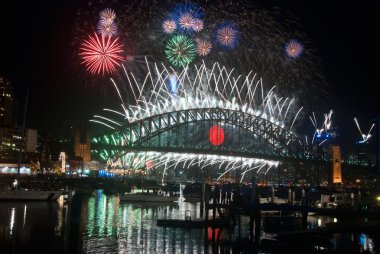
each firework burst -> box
[196,39,212,56]
[307,110,334,148]
[73,0,328,111]
[79,32,124,75]
[285,39,304,58]
[178,13,194,31]
[165,35,196,67]
[162,19,177,34]
[97,21,118,37]
[215,22,240,49]
[192,18,204,32]
[172,2,204,34]
[94,60,302,133]
[99,8,116,25]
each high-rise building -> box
[0,76,22,162]
[0,127,22,162]
[0,76,16,127]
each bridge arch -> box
[92,108,309,162]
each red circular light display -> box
[209,125,225,146]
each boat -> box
[119,191,178,202]
[0,189,64,201]
[0,178,64,201]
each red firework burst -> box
[79,32,124,75]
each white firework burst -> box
[354,117,375,143]
[162,19,177,34]
[102,59,302,129]
[99,8,116,25]
[116,151,279,185]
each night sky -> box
[0,0,378,153]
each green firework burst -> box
[165,35,196,67]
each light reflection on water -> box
[78,190,205,253]
[0,190,378,254]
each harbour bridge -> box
[88,62,365,183]
[92,107,317,163]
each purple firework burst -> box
[215,22,239,49]
[285,39,304,58]
[97,21,118,37]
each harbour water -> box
[0,190,377,253]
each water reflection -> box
[0,201,64,253]
[0,190,378,253]
[360,233,374,253]
[80,190,204,253]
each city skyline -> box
[0,0,378,153]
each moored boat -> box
[119,192,178,202]
[0,189,64,201]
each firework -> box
[285,39,304,58]
[94,60,302,132]
[203,1,328,108]
[354,117,375,143]
[169,73,178,95]
[308,110,334,146]
[196,39,212,56]
[147,152,278,184]
[73,1,328,108]
[165,35,196,67]
[97,21,117,37]
[91,61,307,181]
[162,19,177,34]
[178,13,194,31]
[79,32,124,75]
[73,0,332,109]
[99,8,116,25]
[192,19,204,32]
[171,2,204,34]
[145,160,155,170]
[215,22,240,49]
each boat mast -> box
[17,88,29,176]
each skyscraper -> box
[0,76,16,127]
[0,77,22,162]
